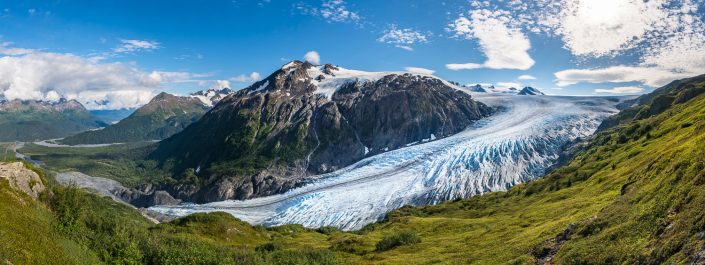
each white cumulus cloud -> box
[518,74,536,80]
[231,72,261,83]
[210,80,231,90]
[304,51,320,64]
[0,43,198,110]
[447,9,535,71]
[463,0,705,89]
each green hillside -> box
[61,93,208,145]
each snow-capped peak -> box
[191,87,234,107]
[305,64,394,99]
[518,86,545,96]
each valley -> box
[148,93,619,230]
[4,1,705,264]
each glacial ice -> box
[149,94,619,230]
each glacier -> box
[148,93,619,230]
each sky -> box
[1,0,705,109]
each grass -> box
[0,143,17,162]
[17,142,170,188]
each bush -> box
[375,230,421,251]
[256,242,284,252]
[330,235,368,254]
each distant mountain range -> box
[89,109,136,124]
[148,61,492,202]
[0,99,104,142]
[460,83,544,95]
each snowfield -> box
[149,93,620,230]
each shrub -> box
[375,230,421,251]
[330,235,368,254]
[256,242,284,252]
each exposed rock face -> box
[0,162,45,200]
[467,84,487,92]
[54,171,182,208]
[149,61,492,203]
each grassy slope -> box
[18,142,169,188]
[6,94,705,264]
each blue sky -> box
[1,0,705,109]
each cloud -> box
[304,51,320,64]
[466,0,705,89]
[550,0,673,57]
[295,0,360,24]
[404,67,435,75]
[446,63,482,70]
[0,43,199,110]
[495,82,521,90]
[594,86,644,94]
[378,25,428,51]
[0,42,35,55]
[447,9,535,70]
[320,0,360,22]
[554,66,694,88]
[518,74,536,80]
[231,72,261,83]
[113,39,160,53]
[210,80,231,90]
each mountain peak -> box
[468,84,487,93]
[191,87,234,107]
[518,86,545,95]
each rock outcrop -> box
[0,162,45,200]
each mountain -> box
[0,99,103,142]
[148,61,491,202]
[517,86,545,95]
[7,75,705,265]
[467,84,488,92]
[598,73,705,131]
[61,92,209,145]
[190,87,234,107]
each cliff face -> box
[149,61,491,202]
